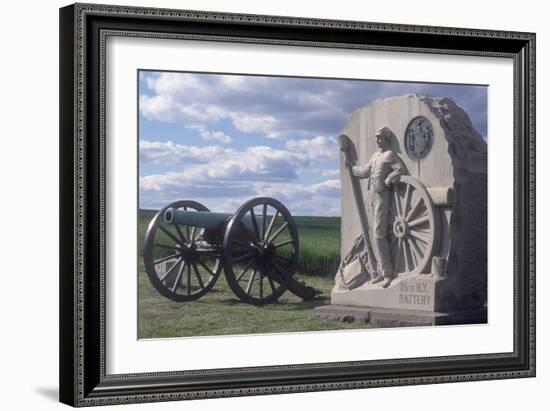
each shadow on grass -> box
[279,298,330,311]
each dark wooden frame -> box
[59,2,535,407]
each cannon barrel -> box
[164,208,263,232]
[164,209,231,230]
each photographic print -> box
[137,71,488,338]
[60,4,535,405]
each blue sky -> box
[138,71,487,216]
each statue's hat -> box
[374,127,392,140]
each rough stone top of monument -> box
[343,94,487,192]
[350,93,487,173]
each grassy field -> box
[138,209,373,338]
[138,266,372,338]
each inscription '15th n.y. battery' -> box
[399,281,432,305]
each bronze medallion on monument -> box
[405,116,434,160]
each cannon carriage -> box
[143,197,318,305]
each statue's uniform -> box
[353,150,405,279]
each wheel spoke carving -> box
[403,184,411,217]
[403,240,411,272]
[411,237,427,255]
[409,215,429,227]
[410,230,430,244]
[394,188,403,218]
[409,237,424,262]
[406,197,423,221]
[408,239,419,266]
[389,175,439,276]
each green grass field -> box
[138,209,373,338]
[138,268,373,338]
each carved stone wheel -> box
[143,200,222,302]
[222,197,299,306]
[388,175,439,276]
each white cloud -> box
[140,177,342,216]
[140,96,225,125]
[229,113,279,138]
[139,138,345,215]
[138,72,487,216]
[139,139,332,172]
[140,141,230,165]
[198,129,232,144]
[139,72,354,140]
[140,141,307,186]
[285,136,338,161]
[140,71,488,141]
[311,179,341,197]
[321,169,340,178]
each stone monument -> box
[314,94,487,326]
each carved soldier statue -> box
[348,127,406,287]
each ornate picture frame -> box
[59,3,535,406]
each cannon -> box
[143,197,319,305]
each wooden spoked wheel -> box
[222,197,299,306]
[143,200,222,302]
[388,175,439,276]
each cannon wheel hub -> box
[256,242,276,260]
[393,217,410,239]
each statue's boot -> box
[371,274,384,284]
[382,276,394,288]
